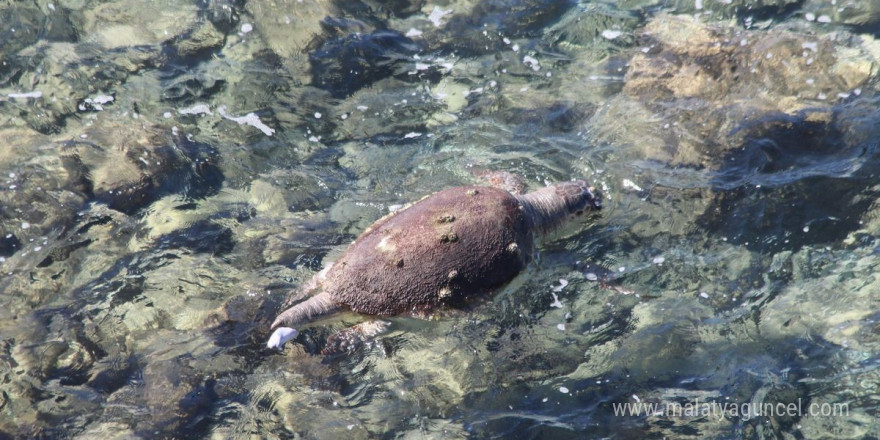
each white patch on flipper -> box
[267,327,298,349]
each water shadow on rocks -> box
[435,0,577,57]
[0,204,273,437]
[309,27,422,98]
[458,332,842,439]
[60,132,224,215]
[698,107,880,253]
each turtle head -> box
[555,180,602,217]
[516,180,601,234]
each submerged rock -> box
[658,0,801,22]
[80,0,202,48]
[624,14,875,116]
[0,0,226,134]
[0,5,47,59]
[60,118,223,214]
[172,21,226,58]
[422,0,576,56]
[695,99,880,251]
[802,0,880,28]
[546,2,642,54]
[334,77,445,141]
[310,29,421,98]
[246,0,336,58]
[2,41,146,133]
[591,14,880,251]
[0,128,89,264]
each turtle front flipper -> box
[321,320,391,355]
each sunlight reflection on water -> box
[1,0,879,438]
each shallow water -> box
[2,0,880,438]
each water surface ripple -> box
[1,0,879,438]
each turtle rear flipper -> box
[271,290,339,330]
[268,290,340,349]
[321,320,391,355]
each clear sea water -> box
[1,0,879,438]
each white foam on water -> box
[8,91,42,99]
[218,106,275,136]
[428,6,452,27]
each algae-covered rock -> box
[0,128,88,259]
[60,117,223,214]
[547,2,642,54]
[334,77,446,141]
[624,14,875,112]
[0,0,225,134]
[310,29,421,98]
[586,15,880,252]
[246,0,336,58]
[81,0,202,48]
[802,0,880,28]
[659,0,801,20]
[0,5,46,59]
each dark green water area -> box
[1,0,880,438]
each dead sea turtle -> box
[267,178,602,349]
